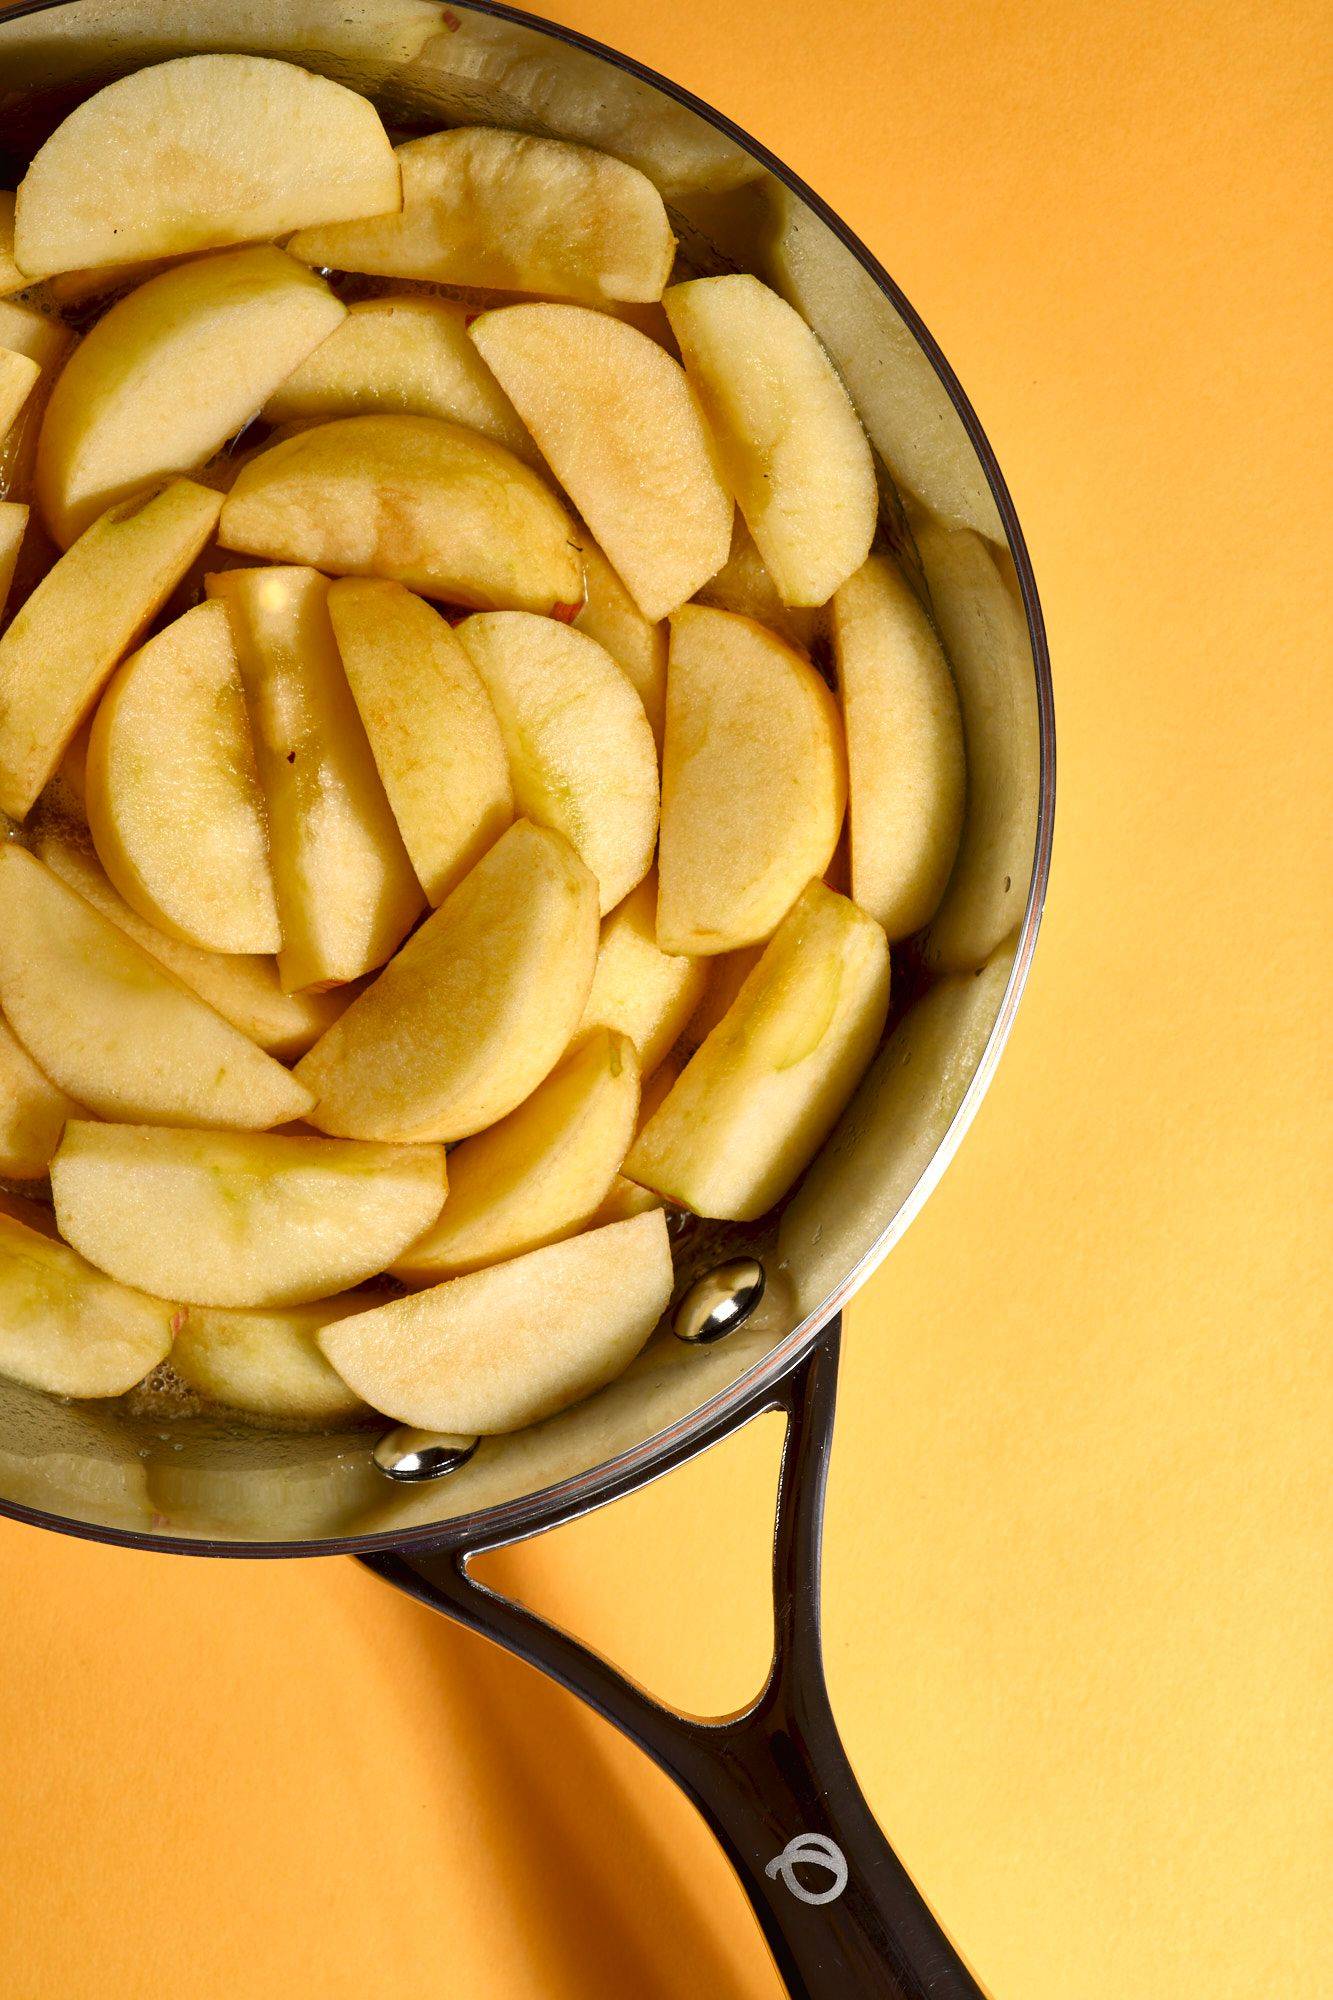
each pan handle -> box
[362,1319,985,2000]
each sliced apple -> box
[35,828,346,1060]
[574,533,668,747]
[207,566,424,989]
[260,293,534,460]
[665,274,876,607]
[0,193,23,299]
[320,1209,672,1432]
[0,347,39,447]
[681,943,763,1052]
[457,611,658,915]
[0,500,25,618]
[84,601,279,955]
[0,1205,175,1399]
[51,1121,446,1309]
[0,1008,83,1180]
[915,523,1041,971]
[625,880,890,1220]
[575,871,706,1076]
[695,516,821,653]
[657,604,846,954]
[0,846,312,1130]
[831,552,965,939]
[470,303,732,622]
[0,300,75,503]
[170,1296,373,1420]
[218,412,581,614]
[327,578,513,907]
[13,54,401,279]
[589,1052,679,1226]
[393,1026,639,1282]
[34,246,346,547]
[0,477,221,821]
[289,126,674,305]
[295,819,598,1143]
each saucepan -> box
[0,4,1055,1994]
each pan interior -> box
[0,0,1050,1551]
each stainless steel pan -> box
[0,6,1055,1993]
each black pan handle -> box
[362,1319,986,2000]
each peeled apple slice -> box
[575,871,706,1077]
[625,880,890,1220]
[289,126,674,304]
[13,54,402,279]
[0,194,23,298]
[0,501,25,619]
[0,845,313,1131]
[320,1209,673,1433]
[573,533,668,748]
[34,245,346,547]
[170,1296,373,1420]
[0,299,74,504]
[218,413,582,615]
[0,1205,175,1399]
[51,1121,447,1310]
[0,1008,83,1180]
[0,348,39,447]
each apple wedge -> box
[0,846,312,1130]
[207,566,424,989]
[625,880,890,1220]
[0,194,23,299]
[0,348,39,447]
[260,294,534,461]
[327,578,513,907]
[470,304,732,621]
[34,246,346,547]
[665,274,877,607]
[575,871,706,1076]
[51,1122,446,1309]
[915,523,1040,971]
[831,552,965,939]
[0,300,74,503]
[0,1205,175,1399]
[0,500,25,619]
[393,1026,639,1282]
[0,1008,83,1180]
[320,1209,672,1432]
[695,516,821,654]
[573,533,668,747]
[0,477,221,821]
[85,601,280,954]
[457,611,658,915]
[218,413,581,614]
[588,1053,679,1225]
[289,126,674,305]
[35,829,346,1060]
[13,54,401,279]
[170,1296,373,1420]
[681,943,763,1053]
[295,819,599,1143]
[657,604,846,954]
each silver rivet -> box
[674,1257,766,1344]
[373,1426,479,1482]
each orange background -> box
[0,2,1329,1995]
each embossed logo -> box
[764,1833,849,1905]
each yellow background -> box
[0,2,1328,1995]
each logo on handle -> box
[764,1833,849,1905]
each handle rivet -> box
[674,1257,766,1344]
[373,1427,479,1482]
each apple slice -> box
[0,1008,83,1180]
[681,943,763,1053]
[13,54,401,279]
[0,500,25,618]
[320,1209,672,1432]
[207,566,424,989]
[574,532,668,747]
[393,1026,639,1282]
[0,846,312,1130]
[0,299,73,503]
[218,413,581,614]
[0,477,221,821]
[657,604,846,954]
[327,578,513,906]
[0,1205,175,1398]
[170,1296,373,1420]
[588,1053,680,1225]
[34,246,346,547]
[35,829,346,1060]
[470,303,732,621]
[694,516,821,653]
[457,611,658,915]
[289,126,674,305]
[915,523,1040,971]
[0,347,39,447]
[51,1121,446,1309]
[260,293,534,460]
[0,194,23,299]
[831,552,965,939]
[665,274,877,607]
[85,601,280,954]
[575,871,706,1076]
[625,880,890,1219]
[295,819,598,1143]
